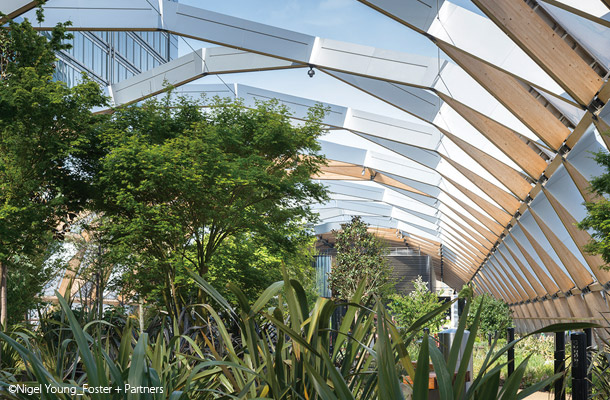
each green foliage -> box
[0,270,596,399]
[467,293,513,338]
[472,334,557,389]
[114,231,317,310]
[590,318,610,399]
[4,249,61,326]
[0,11,107,327]
[93,94,328,315]
[328,216,394,300]
[578,148,610,270]
[388,276,446,335]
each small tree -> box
[388,276,446,335]
[328,216,394,300]
[578,147,610,271]
[94,95,328,317]
[466,293,512,338]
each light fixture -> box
[307,66,315,78]
[361,167,366,176]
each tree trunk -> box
[0,261,7,329]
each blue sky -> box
[177,0,483,120]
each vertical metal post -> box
[507,327,515,377]
[584,328,592,398]
[554,332,566,400]
[488,333,492,347]
[571,332,587,400]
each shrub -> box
[0,271,594,399]
[388,276,447,335]
[467,293,513,338]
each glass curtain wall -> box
[48,1,179,87]
[49,30,178,87]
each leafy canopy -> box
[94,94,328,311]
[0,12,106,327]
[578,147,610,270]
[0,14,106,260]
[328,216,394,300]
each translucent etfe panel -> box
[540,2,610,70]
[518,212,572,279]
[544,166,588,221]
[567,125,607,181]
[530,189,592,276]
[502,234,543,281]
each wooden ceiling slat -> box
[543,188,610,284]
[440,94,548,178]
[442,174,512,226]
[472,0,603,106]
[437,41,569,150]
[529,207,594,289]
[442,129,532,199]
[441,154,521,213]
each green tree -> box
[467,293,512,338]
[388,276,446,335]
[112,230,317,310]
[327,216,394,300]
[0,12,106,328]
[578,148,610,270]
[94,94,328,317]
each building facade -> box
[47,30,177,87]
[49,30,177,87]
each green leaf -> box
[251,280,284,314]
[427,337,452,400]
[475,370,500,400]
[516,372,563,400]
[55,291,107,391]
[499,356,530,400]
[187,268,234,313]
[375,302,404,400]
[413,332,429,400]
[127,333,148,400]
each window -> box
[84,36,93,66]
[126,35,134,62]
[134,43,141,70]
[93,45,103,77]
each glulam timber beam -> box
[528,207,595,289]
[472,0,604,106]
[441,174,512,226]
[440,154,521,213]
[516,223,574,293]
[543,188,610,284]
[509,233,561,295]
[441,129,532,199]
[439,94,548,179]
[435,41,570,150]
[442,193,504,236]
[496,249,538,300]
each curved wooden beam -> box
[441,129,532,199]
